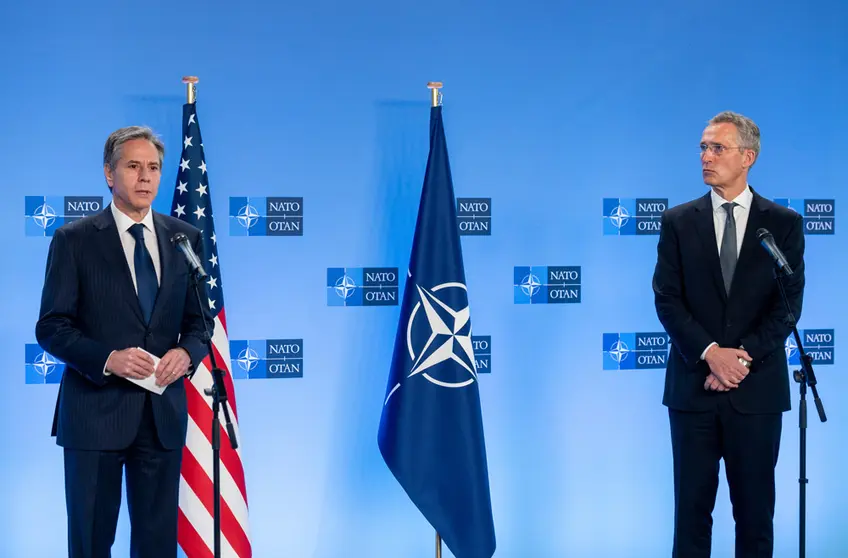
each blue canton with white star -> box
[169,104,223,316]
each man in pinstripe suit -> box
[36,126,213,558]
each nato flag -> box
[378,104,496,558]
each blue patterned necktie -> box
[129,223,159,323]
[719,202,738,295]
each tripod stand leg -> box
[798,374,807,558]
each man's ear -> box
[104,164,114,190]
[743,149,757,169]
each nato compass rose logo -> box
[608,339,630,364]
[33,351,60,380]
[603,198,666,235]
[785,336,798,361]
[25,344,65,384]
[385,281,477,404]
[32,203,58,229]
[334,274,357,301]
[236,346,260,374]
[520,272,541,297]
[609,204,630,230]
[237,203,260,230]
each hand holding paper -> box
[105,347,155,380]
[155,348,192,388]
[127,348,166,395]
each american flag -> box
[170,102,252,557]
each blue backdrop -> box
[2,0,846,556]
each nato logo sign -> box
[25,344,65,384]
[514,266,581,304]
[774,198,835,235]
[229,196,303,236]
[472,335,491,374]
[327,267,399,306]
[603,332,671,370]
[25,196,104,236]
[457,197,491,236]
[603,198,667,235]
[785,329,835,365]
[230,339,303,379]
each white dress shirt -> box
[700,185,753,360]
[104,202,161,375]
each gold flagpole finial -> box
[427,81,443,107]
[182,76,199,104]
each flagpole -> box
[428,81,443,107]
[429,80,444,558]
[182,73,224,558]
[181,74,238,558]
[183,75,198,104]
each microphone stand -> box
[773,267,826,558]
[189,269,238,558]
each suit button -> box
[145,331,152,338]
[726,321,732,328]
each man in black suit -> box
[36,126,213,558]
[653,111,805,557]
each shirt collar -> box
[110,201,155,234]
[711,184,753,213]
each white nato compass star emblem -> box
[384,279,479,405]
[334,275,356,300]
[407,281,477,386]
[237,347,260,373]
[34,351,59,379]
[33,204,58,229]
[237,204,259,229]
[520,273,541,297]
[608,339,630,363]
[610,204,630,229]
[785,336,798,360]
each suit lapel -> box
[149,212,175,325]
[692,193,728,302]
[92,208,145,323]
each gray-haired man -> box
[653,112,805,557]
[36,126,213,557]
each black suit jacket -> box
[652,188,805,414]
[35,207,213,450]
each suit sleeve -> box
[740,213,805,361]
[177,231,215,375]
[35,228,113,386]
[652,212,715,367]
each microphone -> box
[756,228,793,276]
[171,232,208,279]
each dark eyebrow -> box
[126,160,160,167]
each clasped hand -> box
[704,345,751,391]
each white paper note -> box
[126,348,167,395]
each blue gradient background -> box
[1,0,846,556]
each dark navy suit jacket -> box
[652,188,805,414]
[36,207,213,450]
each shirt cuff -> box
[103,350,116,376]
[700,342,717,361]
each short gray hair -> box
[103,126,165,171]
[709,111,761,162]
